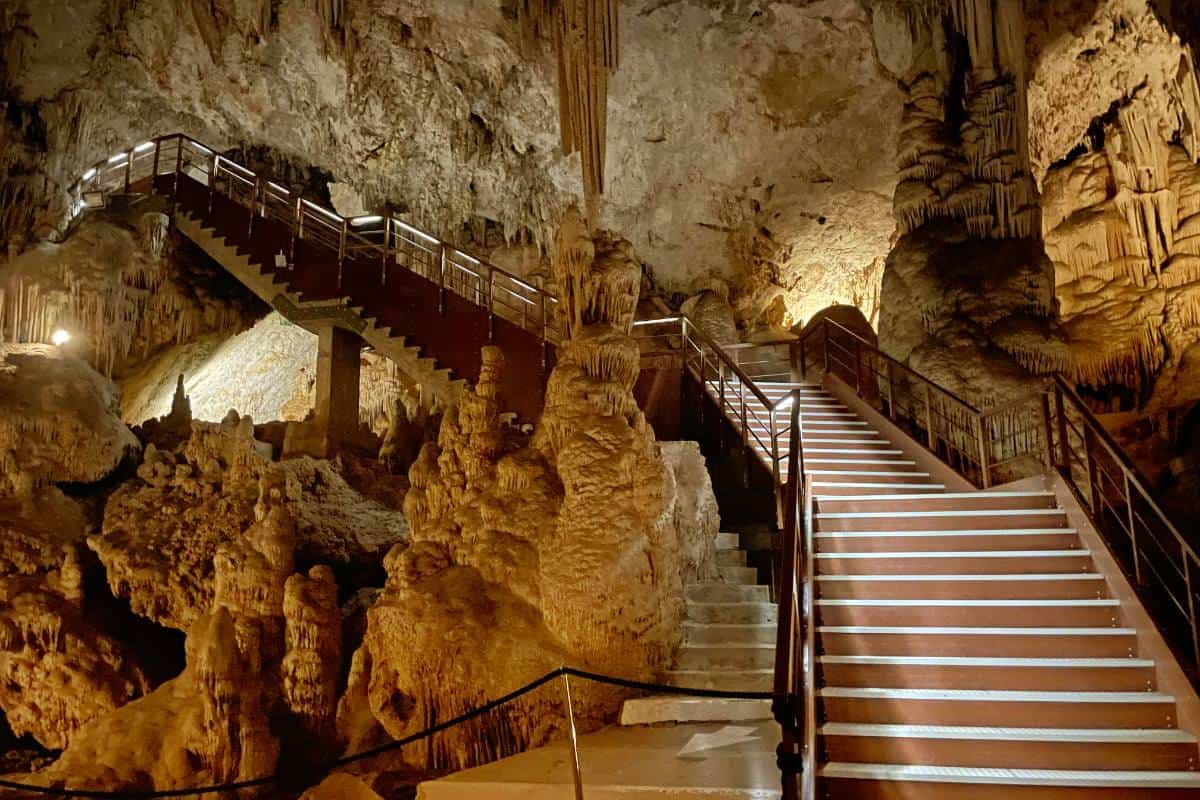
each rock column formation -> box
[339,206,716,771]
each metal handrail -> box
[69,134,563,346]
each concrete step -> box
[816,625,1139,658]
[818,687,1181,729]
[619,696,772,725]
[687,602,777,625]
[816,491,1058,514]
[814,528,1083,554]
[818,655,1157,692]
[687,582,770,603]
[807,469,933,482]
[815,599,1124,628]
[814,550,1094,575]
[813,481,945,497]
[815,573,1109,600]
[819,762,1200,797]
[417,720,783,799]
[684,622,776,645]
[676,643,776,670]
[666,668,773,692]
[718,565,758,585]
[716,549,747,567]
[715,532,739,550]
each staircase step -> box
[676,643,776,670]
[814,550,1093,575]
[814,509,1069,532]
[716,549,747,567]
[818,687,1181,729]
[817,491,1058,513]
[665,669,773,692]
[717,565,758,584]
[815,599,1123,628]
[815,573,1109,600]
[819,762,1200,796]
[687,602,777,625]
[808,469,932,481]
[816,626,1138,658]
[715,532,739,550]
[805,459,918,472]
[818,655,1157,691]
[821,723,1198,771]
[687,583,770,603]
[684,622,776,645]
[813,482,944,497]
[619,696,772,725]
[814,529,1082,554]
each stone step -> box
[715,532,739,550]
[676,644,776,670]
[718,565,759,585]
[684,621,776,645]
[687,602,778,625]
[619,696,772,725]
[666,668,773,692]
[716,549,747,567]
[687,582,770,603]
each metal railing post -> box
[487,269,496,340]
[151,139,161,183]
[1054,384,1070,472]
[854,337,865,395]
[438,245,447,314]
[1039,392,1054,470]
[923,383,936,451]
[248,177,260,238]
[540,291,549,368]
[885,359,896,419]
[123,149,132,192]
[977,414,991,489]
[771,405,782,528]
[173,137,183,198]
[560,671,585,800]
[739,376,749,487]
[1186,557,1200,670]
[381,216,391,286]
[207,153,218,214]
[1124,472,1141,585]
[337,219,348,291]
[292,195,304,264]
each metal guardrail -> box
[70,134,563,348]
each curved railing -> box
[70,134,563,347]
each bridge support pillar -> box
[314,324,362,456]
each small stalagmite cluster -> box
[338,207,717,772]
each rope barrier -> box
[0,667,779,798]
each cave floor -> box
[415,719,782,799]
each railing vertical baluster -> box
[487,269,496,341]
[1084,426,1102,517]
[739,376,749,488]
[1055,384,1069,473]
[337,219,348,292]
[248,177,260,238]
[173,137,183,199]
[381,216,391,286]
[151,139,161,184]
[539,291,549,369]
[854,337,865,395]
[1038,392,1054,471]
[885,359,896,419]
[923,383,936,451]
[1125,472,1141,585]
[438,245,447,314]
[822,319,830,374]
[208,153,218,214]
[977,414,991,489]
[292,195,304,264]
[797,336,806,380]
[771,405,782,529]
[123,149,132,192]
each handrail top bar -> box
[680,318,776,409]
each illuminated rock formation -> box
[92,409,408,631]
[340,208,718,771]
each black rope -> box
[0,667,782,798]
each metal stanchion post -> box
[560,670,585,800]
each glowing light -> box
[134,141,155,153]
[81,168,97,181]
[351,215,383,226]
[632,317,681,326]
[268,181,289,194]
[51,329,71,346]
[108,152,128,164]
[394,219,439,244]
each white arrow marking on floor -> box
[677,726,760,757]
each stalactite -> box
[518,0,619,218]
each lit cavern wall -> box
[0,0,902,337]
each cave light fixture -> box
[133,141,155,153]
[632,316,681,326]
[107,152,128,164]
[81,167,97,182]
[350,215,383,227]
[267,181,289,194]
[51,329,71,347]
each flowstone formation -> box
[338,208,717,772]
[878,0,1069,405]
[31,483,341,795]
[0,346,147,749]
[93,404,409,631]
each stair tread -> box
[816,550,1088,558]
[817,625,1135,635]
[815,528,1078,538]
[817,599,1120,607]
[825,491,1056,502]
[816,509,1066,518]
[819,655,1154,667]
[816,573,1104,581]
[820,723,1197,742]
[820,762,1200,786]
[819,687,1176,703]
